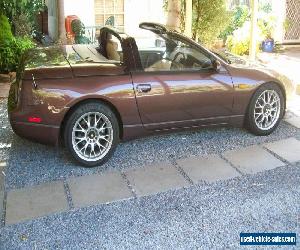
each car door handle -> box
[136,84,151,93]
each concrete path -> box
[0,83,10,99]
[258,47,300,96]
[3,137,300,226]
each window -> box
[94,0,124,31]
[135,29,213,72]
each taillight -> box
[28,117,42,123]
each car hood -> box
[226,57,293,97]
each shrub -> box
[226,21,261,56]
[0,15,34,73]
[71,19,90,44]
[0,14,14,43]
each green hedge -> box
[0,14,34,73]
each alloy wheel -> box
[254,89,281,131]
[71,112,113,162]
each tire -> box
[245,83,285,136]
[64,102,120,167]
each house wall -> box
[46,0,166,41]
[124,0,166,36]
[64,0,95,27]
[272,0,286,43]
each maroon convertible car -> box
[8,22,286,167]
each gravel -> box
[0,99,299,190]
[0,98,299,249]
[0,164,299,249]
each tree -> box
[192,0,230,45]
[166,0,181,31]
[57,0,66,44]
[0,0,45,36]
[165,0,230,46]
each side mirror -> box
[212,60,222,72]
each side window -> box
[136,31,213,72]
[168,39,213,71]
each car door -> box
[131,33,234,131]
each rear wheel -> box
[245,83,285,136]
[64,102,119,167]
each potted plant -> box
[258,16,276,53]
[71,19,90,44]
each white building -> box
[46,0,166,41]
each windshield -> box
[212,50,247,65]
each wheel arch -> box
[59,98,124,143]
[244,81,286,126]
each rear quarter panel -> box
[30,74,140,127]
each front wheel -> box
[64,102,119,167]
[245,83,285,136]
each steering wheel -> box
[171,52,187,70]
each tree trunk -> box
[192,0,200,40]
[58,0,66,44]
[249,0,258,60]
[166,0,181,31]
[184,0,192,37]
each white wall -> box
[64,0,95,27]
[271,0,286,43]
[124,0,166,36]
[45,0,58,40]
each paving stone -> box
[176,155,240,183]
[285,117,300,129]
[223,145,285,174]
[264,137,300,163]
[124,162,189,197]
[68,172,133,208]
[5,181,68,225]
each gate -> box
[285,0,300,43]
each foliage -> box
[0,0,45,36]
[0,14,13,42]
[0,37,34,73]
[225,2,278,55]
[259,1,272,14]
[71,19,90,44]
[226,21,261,56]
[192,0,231,46]
[220,5,249,41]
[163,0,230,46]
[258,16,276,40]
[0,14,34,73]
[72,20,85,38]
[12,13,33,37]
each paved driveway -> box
[0,97,299,249]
